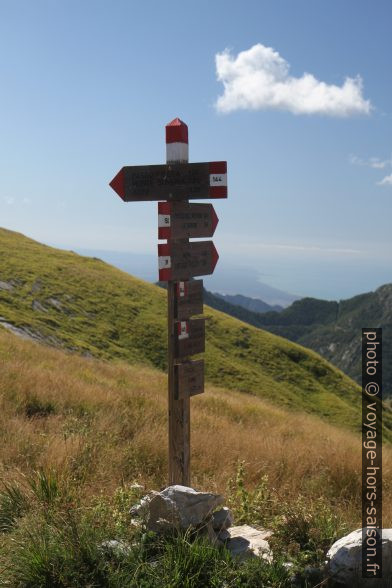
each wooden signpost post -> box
[109,118,227,485]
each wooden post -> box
[109,120,227,487]
[166,118,190,486]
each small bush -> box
[227,461,276,526]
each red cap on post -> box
[166,118,188,144]
[166,118,189,163]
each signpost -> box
[175,318,205,358]
[175,280,203,320]
[109,162,227,202]
[158,202,219,240]
[158,240,219,282]
[109,117,227,485]
[176,360,204,399]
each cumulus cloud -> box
[378,174,392,186]
[215,43,372,116]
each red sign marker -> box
[166,118,188,164]
[209,161,227,199]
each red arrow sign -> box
[158,202,219,240]
[158,241,219,281]
[109,161,227,202]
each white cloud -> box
[370,158,389,169]
[350,154,391,169]
[2,196,31,205]
[215,43,372,116]
[3,196,15,205]
[378,174,392,186]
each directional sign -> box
[109,161,227,202]
[175,318,205,359]
[158,202,219,240]
[175,280,203,320]
[176,359,204,399]
[158,241,218,281]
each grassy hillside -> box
[0,328,391,522]
[0,226,389,435]
[0,329,391,585]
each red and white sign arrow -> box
[158,240,219,281]
[158,201,219,240]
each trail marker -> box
[175,280,204,320]
[176,360,204,399]
[158,240,219,281]
[158,201,219,240]
[109,162,227,202]
[109,117,227,486]
[175,318,205,358]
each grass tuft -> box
[0,482,29,533]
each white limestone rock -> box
[326,528,392,586]
[226,524,272,561]
[131,485,224,533]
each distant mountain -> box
[207,285,392,397]
[203,289,285,328]
[71,249,299,308]
[203,263,300,308]
[213,292,283,313]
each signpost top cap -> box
[166,118,188,144]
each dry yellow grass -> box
[1,328,391,528]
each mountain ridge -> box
[213,292,283,313]
[204,286,392,396]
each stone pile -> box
[130,484,272,561]
[121,485,392,585]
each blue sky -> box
[1,0,391,300]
